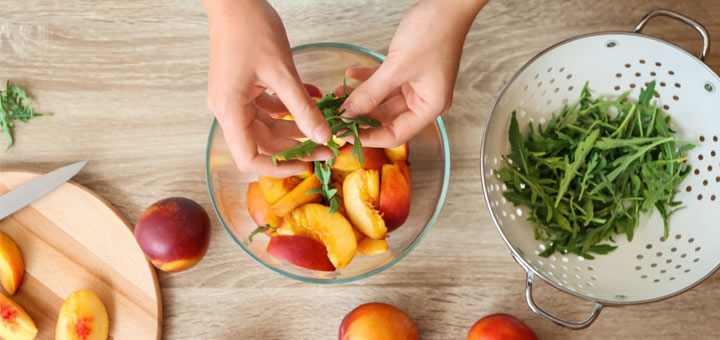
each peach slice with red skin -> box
[56,290,109,340]
[0,232,24,295]
[343,169,386,239]
[258,176,302,204]
[339,303,418,340]
[270,175,323,217]
[267,235,335,271]
[134,197,211,273]
[384,142,409,163]
[332,144,390,172]
[379,163,411,231]
[246,182,282,231]
[0,292,37,340]
[278,203,357,268]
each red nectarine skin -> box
[304,83,322,98]
[134,197,211,270]
[467,314,539,340]
[332,144,390,172]
[339,303,418,340]
[246,182,281,228]
[267,235,335,271]
[379,164,411,231]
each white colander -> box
[481,9,719,328]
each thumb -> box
[271,72,331,144]
[343,64,402,117]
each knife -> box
[0,161,87,220]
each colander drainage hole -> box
[660,269,667,274]
[681,253,687,258]
[705,82,715,92]
[651,263,657,268]
[641,275,648,279]
[654,279,660,283]
[587,266,595,271]
[635,266,641,270]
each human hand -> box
[342,0,487,147]
[203,0,332,177]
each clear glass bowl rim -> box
[205,42,451,283]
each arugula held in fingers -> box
[271,82,380,215]
[497,81,695,259]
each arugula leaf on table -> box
[0,80,44,149]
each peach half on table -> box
[0,292,37,340]
[56,289,109,340]
[339,302,418,340]
[343,168,387,240]
[379,163,412,231]
[266,235,335,271]
[134,197,211,273]
[277,203,357,268]
[0,232,25,295]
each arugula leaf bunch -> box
[1,80,43,149]
[497,81,694,259]
[270,81,380,215]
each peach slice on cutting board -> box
[0,232,24,295]
[0,292,37,340]
[278,203,357,268]
[343,169,386,240]
[56,289,109,340]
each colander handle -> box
[525,271,604,329]
[633,9,711,61]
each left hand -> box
[342,0,488,147]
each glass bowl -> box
[205,42,450,283]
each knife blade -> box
[0,161,87,220]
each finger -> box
[346,66,379,82]
[255,92,288,114]
[269,70,332,144]
[342,64,403,118]
[254,109,304,139]
[334,85,355,98]
[356,110,435,148]
[366,93,409,123]
[215,104,308,177]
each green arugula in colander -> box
[497,81,695,259]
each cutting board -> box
[0,171,161,340]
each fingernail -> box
[313,125,331,143]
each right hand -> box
[203,0,332,177]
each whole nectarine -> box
[134,197,211,273]
[0,292,37,340]
[339,303,418,340]
[467,314,539,340]
[267,235,335,271]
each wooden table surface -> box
[3,0,720,339]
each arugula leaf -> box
[248,224,277,242]
[509,111,529,174]
[1,80,44,149]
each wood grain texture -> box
[0,172,161,339]
[2,0,720,339]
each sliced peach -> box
[332,144,390,172]
[356,238,388,256]
[0,232,24,295]
[343,169,386,240]
[259,176,302,204]
[396,160,412,188]
[267,235,335,271]
[279,203,357,268]
[384,142,409,163]
[56,290,108,340]
[331,169,352,183]
[0,292,37,340]
[246,182,282,229]
[304,83,322,98]
[270,175,323,217]
[379,163,411,231]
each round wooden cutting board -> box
[0,171,161,340]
